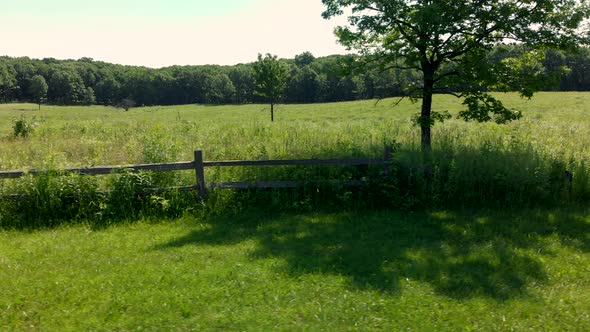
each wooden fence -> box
[0,147,393,198]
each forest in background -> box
[1,45,590,107]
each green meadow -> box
[1,91,589,169]
[0,92,589,330]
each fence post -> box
[194,150,207,199]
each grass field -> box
[1,92,589,330]
[1,92,589,169]
[1,92,589,222]
[1,209,589,331]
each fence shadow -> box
[155,208,589,300]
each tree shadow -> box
[155,208,589,300]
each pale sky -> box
[0,0,349,68]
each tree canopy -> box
[322,0,590,150]
[28,75,48,110]
[253,53,289,122]
[2,46,590,109]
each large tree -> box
[253,53,289,122]
[322,0,590,151]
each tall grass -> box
[0,92,589,228]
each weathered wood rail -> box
[0,147,393,198]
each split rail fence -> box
[0,147,393,198]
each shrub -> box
[12,116,37,138]
[0,169,194,229]
[5,171,102,228]
[103,170,155,220]
[116,98,136,111]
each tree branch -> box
[433,89,466,98]
[433,70,460,83]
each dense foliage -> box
[2,46,590,107]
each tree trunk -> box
[421,95,432,152]
[271,102,274,122]
[38,103,41,111]
[421,72,434,152]
[421,64,436,185]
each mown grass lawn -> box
[1,209,589,331]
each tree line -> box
[1,46,590,107]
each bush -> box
[103,169,155,219]
[0,169,195,229]
[116,98,136,111]
[4,171,102,228]
[12,116,37,138]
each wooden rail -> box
[0,161,196,179]
[0,147,393,198]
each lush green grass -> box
[1,209,588,331]
[1,94,589,330]
[1,92,589,168]
[1,92,589,225]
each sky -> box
[0,0,350,68]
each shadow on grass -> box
[156,208,589,300]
